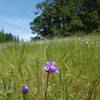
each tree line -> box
[0,30,19,43]
[30,0,100,39]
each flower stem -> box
[44,73,50,100]
[23,94,27,100]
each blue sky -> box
[0,0,44,41]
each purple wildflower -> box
[44,61,59,74]
[21,84,29,94]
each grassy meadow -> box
[0,34,100,100]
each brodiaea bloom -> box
[44,61,59,73]
[21,84,29,94]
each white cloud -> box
[0,16,34,41]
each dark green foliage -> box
[0,30,19,43]
[30,0,100,39]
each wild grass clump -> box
[0,34,100,100]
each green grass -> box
[0,34,100,100]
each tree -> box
[77,0,100,32]
[0,30,19,43]
[30,0,100,38]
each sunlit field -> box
[0,34,100,100]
